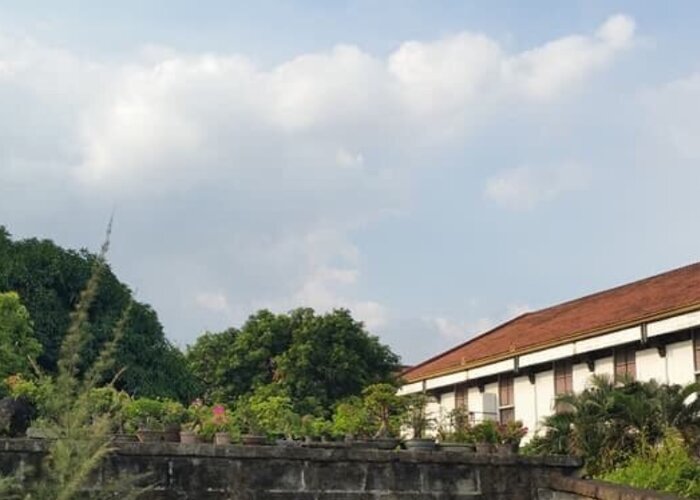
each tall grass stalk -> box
[0,221,151,499]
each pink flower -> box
[212,405,225,416]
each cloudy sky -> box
[2,1,700,363]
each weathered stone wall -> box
[0,439,675,499]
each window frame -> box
[498,374,515,424]
[614,344,637,381]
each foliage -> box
[471,420,499,444]
[332,396,375,439]
[437,406,473,443]
[0,292,42,380]
[527,375,700,478]
[362,383,404,438]
[236,384,298,438]
[186,308,400,414]
[401,393,434,439]
[599,429,700,498]
[124,398,165,431]
[0,226,196,401]
[0,224,151,499]
[497,420,528,445]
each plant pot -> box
[25,426,48,439]
[495,443,518,455]
[404,438,436,451]
[439,442,475,453]
[474,442,494,454]
[136,428,164,443]
[373,437,401,450]
[164,424,181,443]
[214,432,231,445]
[112,433,138,444]
[241,434,268,446]
[179,430,198,445]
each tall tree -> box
[0,226,196,401]
[187,307,400,413]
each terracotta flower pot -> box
[403,438,436,451]
[136,428,164,443]
[179,430,198,445]
[214,432,231,445]
[495,442,518,455]
[241,434,268,446]
[474,442,494,454]
[164,424,181,443]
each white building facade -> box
[400,263,700,440]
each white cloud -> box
[427,303,531,342]
[484,163,590,210]
[194,291,230,313]
[0,15,633,348]
[503,14,635,99]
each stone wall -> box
[0,439,676,499]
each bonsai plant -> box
[362,383,404,449]
[471,420,499,454]
[438,406,475,452]
[161,400,186,442]
[496,420,528,455]
[234,402,266,445]
[180,399,206,444]
[332,396,374,445]
[125,398,165,442]
[402,393,436,451]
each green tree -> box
[0,291,42,380]
[275,308,399,413]
[187,308,400,413]
[0,226,195,401]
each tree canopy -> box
[187,308,400,414]
[0,226,196,401]
[0,291,42,381]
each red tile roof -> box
[403,262,700,382]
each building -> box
[399,262,700,439]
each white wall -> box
[594,356,614,379]
[466,386,482,419]
[636,347,667,383]
[513,375,537,437]
[534,370,554,434]
[572,362,591,393]
[667,340,695,386]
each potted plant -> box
[362,383,404,450]
[471,420,499,454]
[125,398,165,442]
[210,404,233,445]
[402,393,436,451]
[438,407,475,453]
[179,399,205,444]
[332,397,374,447]
[496,420,527,455]
[161,400,186,442]
[235,403,267,445]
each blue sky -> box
[2,1,700,363]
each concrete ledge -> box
[545,474,680,499]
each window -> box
[498,375,515,424]
[554,360,573,396]
[615,345,636,381]
[455,384,467,408]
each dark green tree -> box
[0,226,196,401]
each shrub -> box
[362,383,404,438]
[471,420,499,444]
[599,429,700,498]
[401,393,434,439]
[332,396,375,439]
